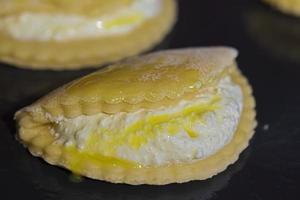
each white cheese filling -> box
[51,76,243,166]
[0,0,161,41]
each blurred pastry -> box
[15,47,256,185]
[246,5,300,63]
[263,0,300,16]
[0,0,177,70]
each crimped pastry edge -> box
[15,67,256,185]
[14,47,237,118]
[0,0,176,70]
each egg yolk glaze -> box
[50,75,243,169]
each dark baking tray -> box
[1,0,299,199]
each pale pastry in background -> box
[0,0,177,70]
[15,47,256,185]
[263,0,300,16]
[246,4,300,63]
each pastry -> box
[0,0,176,70]
[15,47,256,185]
[246,5,300,63]
[263,0,300,16]
[16,134,251,199]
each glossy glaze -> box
[1,0,299,199]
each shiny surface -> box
[0,0,299,199]
[0,0,160,41]
[62,47,233,104]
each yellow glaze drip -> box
[82,96,220,159]
[183,120,198,138]
[64,145,139,174]
[148,114,171,124]
[104,12,144,29]
[167,120,181,135]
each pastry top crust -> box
[0,0,135,17]
[16,47,237,119]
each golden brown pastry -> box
[15,47,256,185]
[0,0,176,70]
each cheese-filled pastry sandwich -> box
[15,47,256,185]
[263,0,300,16]
[0,0,176,70]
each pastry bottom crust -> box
[17,68,256,185]
[0,0,176,70]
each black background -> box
[1,0,300,199]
